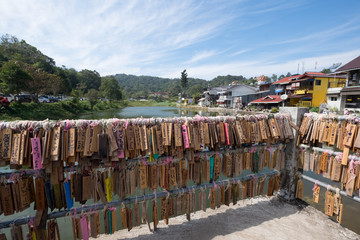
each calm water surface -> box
[78,106,220,119]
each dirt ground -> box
[92,197,359,240]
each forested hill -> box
[112,73,251,99]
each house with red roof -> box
[249,95,284,108]
[334,56,360,113]
[270,72,345,108]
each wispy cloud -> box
[186,51,217,64]
[230,49,250,57]
[0,0,234,75]
[245,0,306,15]
[160,50,360,80]
[0,0,359,79]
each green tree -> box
[181,69,188,95]
[187,83,204,97]
[78,69,101,93]
[321,68,331,73]
[0,34,55,72]
[271,74,277,82]
[54,67,72,94]
[286,72,291,77]
[100,77,122,101]
[85,89,99,110]
[278,74,285,80]
[22,63,63,99]
[0,52,7,67]
[0,60,32,95]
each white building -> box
[217,84,258,108]
[330,56,360,113]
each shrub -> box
[271,107,279,113]
[310,106,319,113]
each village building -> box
[216,83,258,108]
[257,72,346,108]
[198,87,221,107]
[333,56,360,113]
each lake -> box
[78,106,221,119]
[1,106,359,238]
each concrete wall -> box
[278,107,309,200]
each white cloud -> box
[230,49,250,56]
[186,50,217,64]
[0,0,234,75]
[0,0,359,81]
[159,49,360,80]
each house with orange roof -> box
[271,72,346,108]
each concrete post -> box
[278,107,309,200]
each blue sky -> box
[1,0,360,80]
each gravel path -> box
[92,197,359,240]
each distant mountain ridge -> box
[111,73,251,98]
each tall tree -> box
[22,63,63,99]
[278,74,285,80]
[271,74,277,82]
[0,34,55,72]
[285,72,291,77]
[85,89,99,110]
[0,60,32,95]
[181,69,188,96]
[78,69,101,93]
[100,77,122,101]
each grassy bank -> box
[0,100,128,121]
[125,100,176,107]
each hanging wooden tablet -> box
[0,233,6,240]
[139,125,148,151]
[323,156,333,179]
[209,188,216,209]
[324,190,334,217]
[173,123,182,147]
[10,133,21,166]
[337,123,346,150]
[337,203,344,224]
[18,178,30,210]
[89,125,101,153]
[139,164,147,189]
[218,122,226,145]
[258,178,265,195]
[131,202,140,227]
[267,177,274,196]
[161,197,168,224]
[153,201,159,230]
[240,181,246,199]
[133,125,140,151]
[319,153,328,173]
[313,185,320,203]
[346,173,355,196]
[213,154,221,180]
[10,225,23,240]
[82,175,92,201]
[50,127,61,161]
[220,185,225,204]
[10,182,19,213]
[119,206,127,230]
[150,165,158,189]
[184,192,190,221]
[295,179,303,200]
[2,128,12,159]
[0,184,14,216]
[19,130,28,166]
[95,177,107,205]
